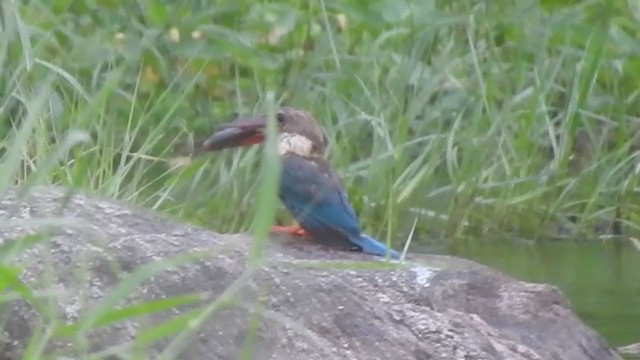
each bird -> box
[200,106,401,260]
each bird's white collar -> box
[278,132,313,156]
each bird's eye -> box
[276,113,285,124]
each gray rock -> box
[0,186,621,360]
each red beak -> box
[202,115,267,152]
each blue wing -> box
[278,154,362,249]
[278,154,400,259]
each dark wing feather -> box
[279,154,362,246]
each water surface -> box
[447,239,639,348]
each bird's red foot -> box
[270,223,307,237]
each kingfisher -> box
[201,106,401,260]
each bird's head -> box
[202,107,327,157]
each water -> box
[447,239,640,349]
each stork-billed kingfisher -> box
[202,107,401,260]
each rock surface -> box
[0,186,621,360]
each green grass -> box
[3,0,640,244]
[1,0,640,357]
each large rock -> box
[0,186,620,360]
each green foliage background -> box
[3,0,640,245]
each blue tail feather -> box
[350,234,401,260]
